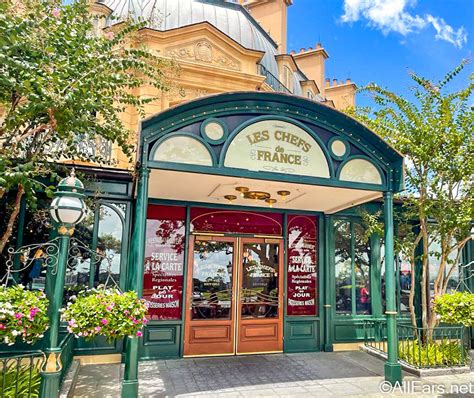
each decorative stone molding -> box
[165,40,241,71]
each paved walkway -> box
[72,351,473,397]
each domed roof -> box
[100,0,280,76]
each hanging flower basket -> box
[63,288,148,341]
[0,285,49,345]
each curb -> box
[60,360,80,398]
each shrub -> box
[63,288,148,341]
[434,292,474,327]
[398,340,467,367]
[0,359,41,397]
[433,292,474,327]
[0,285,49,345]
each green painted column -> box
[323,215,333,351]
[39,233,70,398]
[383,192,402,384]
[122,167,149,398]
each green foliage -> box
[0,358,41,397]
[434,292,474,327]
[398,339,467,368]
[0,0,175,251]
[0,285,49,345]
[345,62,474,332]
[63,288,148,341]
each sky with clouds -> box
[288,0,473,106]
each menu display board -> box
[287,215,318,316]
[143,205,185,320]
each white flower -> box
[11,330,19,336]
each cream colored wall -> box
[325,79,357,110]
[292,45,328,97]
[87,1,355,170]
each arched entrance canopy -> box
[139,92,404,213]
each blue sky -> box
[287,0,473,106]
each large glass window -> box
[334,219,371,315]
[64,202,126,303]
[143,205,185,321]
[381,244,412,314]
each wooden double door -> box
[184,235,283,356]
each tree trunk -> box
[0,184,24,255]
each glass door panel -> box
[240,243,280,319]
[184,236,237,357]
[191,240,234,320]
[237,239,283,354]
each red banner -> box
[143,206,185,320]
[287,215,318,316]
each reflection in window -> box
[191,240,234,320]
[334,219,371,315]
[241,243,280,319]
[64,203,124,303]
[339,158,382,184]
[429,240,460,296]
[354,224,370,314]
[335,220,352,314]
[152,136,213,166]
[381,243,412,314]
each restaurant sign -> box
[224,120,330,178]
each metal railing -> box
[258,64,291,94]
[0,351,44,398]
[59,334,75,383]
[364,320,469,369]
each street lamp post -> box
[39,170,87,398]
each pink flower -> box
[124,310,129,315]
[14,313,22,319]
[101,319,108,325]
[52,7,60,19]
[106,306,112,311]
[105,31,114,40]
[95,326,102,332]
[132,318,139,324]
[136,331,143,337]
[0,324,5,330]
[142,318,148,324]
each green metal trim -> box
[327,136,350,161]
[324,215,334,351]
[200,117,229,145]
[139,92,404,191]
[148,132,218,167]
[336,154,386,187]
[282,213,288,351]
[370,232,383,317]
[179,206,191,357]
[88,205,100,288]
[218,114,335,178]
[383,191,402,384]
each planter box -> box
[360,345,471,377]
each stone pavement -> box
[72,351,473,397]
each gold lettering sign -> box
[224,120,330,178]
